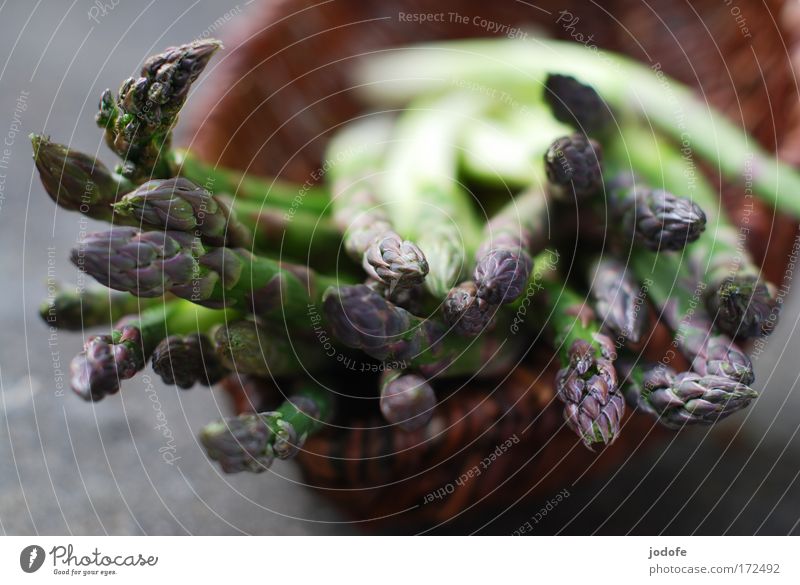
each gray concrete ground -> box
[0,0,799,535]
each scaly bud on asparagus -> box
[113,177,251,247]
[97,39,221,180]
[443,281,495,336]
[544,133,603,200]
[543,73,612,136]
[379,370,437,432]
[620,361,758,429]
[200,383,332,473]
[587,257,648,344]
[542,280,624,448]
[605,172,706,251]
[151,332,226,389]
[31,134,133,220]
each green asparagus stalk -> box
[322,284,518,377]
[538,278,624,448]
[97,39,221,180]
[543,73,612,136]
[544,133,603,201]
[40,284,162,331]
[619,360,758,429]
[113,177,251,247]
[355,37,800,218]
[380,92,485,298]
[327,115,428,291]
[200,382,333,473]
[113,176,342,264]
[604,172,706,251]
[173,148,330,215]
[69,299,224,400]
[379,369,437,432]
[72,227,340,325]
[31,134,134,220]
[611,123,777,338]
[629,250,755,385]
[587,256,648,344]
[213,319,327,377]
[151,332,226,389]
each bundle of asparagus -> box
[36,36,794,474]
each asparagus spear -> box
[97,39,221,180]
[379,369,437,432]
[544,133,603,201]
[629,250,755,385]
[473,184,549,306]
[538,278,624,448]
[69,299,224,400]
[619,360,758,429]
[113,176,342,264]
[587,256,648,344]
[322,284,518,377]
[40,284,161,331]
[355,37,800,218]
[31,134,134,220]
[213,319,327,377]
[604,172,706,251]
[200,382,333,473]
[380,92,485,298]
[611,123,777,338]
[72,227,339,325]
[327,116,428,291]
[151,332,226,389]
[112,177,251,247]
[543,73,612,136]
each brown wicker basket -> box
[187,0,800,528]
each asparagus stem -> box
[200,383,333,473]
[327,115,428,291]
[611,123,777,338]
[380,92,485,298]
[619,360,758,429]
[173,149,329,215]
[40,284,162,331]
[355,37,800,218]
[69,299,224,400]
[629,250,755,385]
[151,332,227,389]
[379,369,437,432]
[72,228,341,325]
[97,39,221,180]
[31,134,134,220]
[213,319,327,377]
[587,256,648,345]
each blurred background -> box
[1,0,799,535]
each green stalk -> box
[380,92,485,297]
[356,37,800,217]
[173,149,329,215]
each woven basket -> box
[187,0,800,528]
